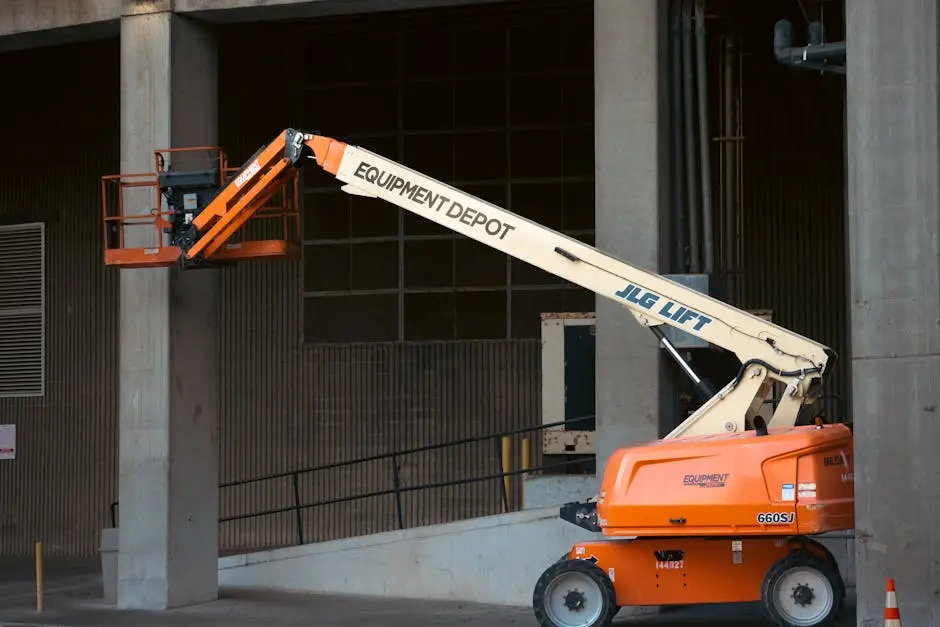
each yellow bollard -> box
[501,436,512,511]
[521,437,531,507]
[35,541,44,613]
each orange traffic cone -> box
[884,578,901,626]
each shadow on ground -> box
[0,558,856,627]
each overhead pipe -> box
[681,0,701,273]
[773,19,846,74]
[694,0,714,274]
[669,0,688,272]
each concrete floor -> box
[0,558,857,627]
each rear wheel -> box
[532,558,617,627]
[761,551,844,627]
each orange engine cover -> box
[596,423,854,538]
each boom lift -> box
[101,129,854,627]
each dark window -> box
[456,290,506,339]
[455,80,505,128]
[304,294,398,343]
[302,13,594,343]
[404,239,454,289]
[511,181,562,230]
[455,237,505,288]
[404,292,455,341]
[350,241,399,290]
[511,289,563,339]
[303,243,350,292]
[303,191,349,241]
[350,195,398,239]
[454,132,505,181]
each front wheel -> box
[532,558,617,627]
[761,551,844,627]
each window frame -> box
[301,14,595,344]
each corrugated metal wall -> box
[0,39,121,556]
[217,337,540,550]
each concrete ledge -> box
[0,0,121,38]
[218,507,600,607]
[175,0,509,24]
[217,510,857,607]
[522,474,597,510]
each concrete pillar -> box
[117,7,220,610]
[593,0,666,475]
[846,2,940,624]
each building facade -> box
[0,0,848,557]
[8,0,939,622]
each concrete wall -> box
[218,507,599,606]
[816,533,856,588]
[846,0,940,623]
[0,0,120,36]
[0,0,504,39]
[0,0,120,53]
[522,475,596,510]
[592,0,664,475]
[116,9,221,610]
[176,0,509,23]
[217,509,856,606]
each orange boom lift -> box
[102,129,853,627]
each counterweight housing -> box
[580,423,854,538]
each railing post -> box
[291,472,304,545]
[501,436,513,512]
[521,436,531,507]
[498,438,509,512]
[391,454,405,529]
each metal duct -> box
[773,19,846,74]
[694,0,714,274]
[669,0,687,273]
[681,0,701,273]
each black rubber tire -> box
[787,537,847,603]
[760,550,844,627]
[532,558,617,627]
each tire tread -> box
[532,558,617,627]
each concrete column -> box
[593,0,667,475]
[846,2,940,624]
[117,7,220,610]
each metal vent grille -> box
[0,223,45,397]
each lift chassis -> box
[101,129,853,627]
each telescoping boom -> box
[179,129,837,439]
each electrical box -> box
[541,312,596,455]
[538,304,774,456]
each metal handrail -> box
[108,416,595,543]
[220,416,588,488]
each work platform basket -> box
[101,145,301,269]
